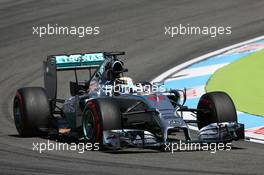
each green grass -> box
[206,49,264,117]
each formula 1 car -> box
[13,52,244,150]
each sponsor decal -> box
[55,53,104,63]
[147,95,165,101]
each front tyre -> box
[82,98,122,150]
[197,91,237,129]
[82,101,103,145]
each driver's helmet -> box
[103,60,124,82]
[112,60,123,78]
[114,77,134,94]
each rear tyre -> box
[13,87,50,136]
[197,91,237,129]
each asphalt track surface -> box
[0,0,264,174]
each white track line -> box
[168,63,228,81]
[152,35,264,83]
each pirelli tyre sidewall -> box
[197,91,237,129]
[13,87,50,137]
[82,100,103,145]
[82,98,122,146]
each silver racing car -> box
[13,52,244,150]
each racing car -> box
[13,52,244,150]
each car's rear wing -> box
[43,52,125,104]
[49,53,105,71]
[43,52,105,101]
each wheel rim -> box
[83,110,95,141]
[13,97,22,133]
